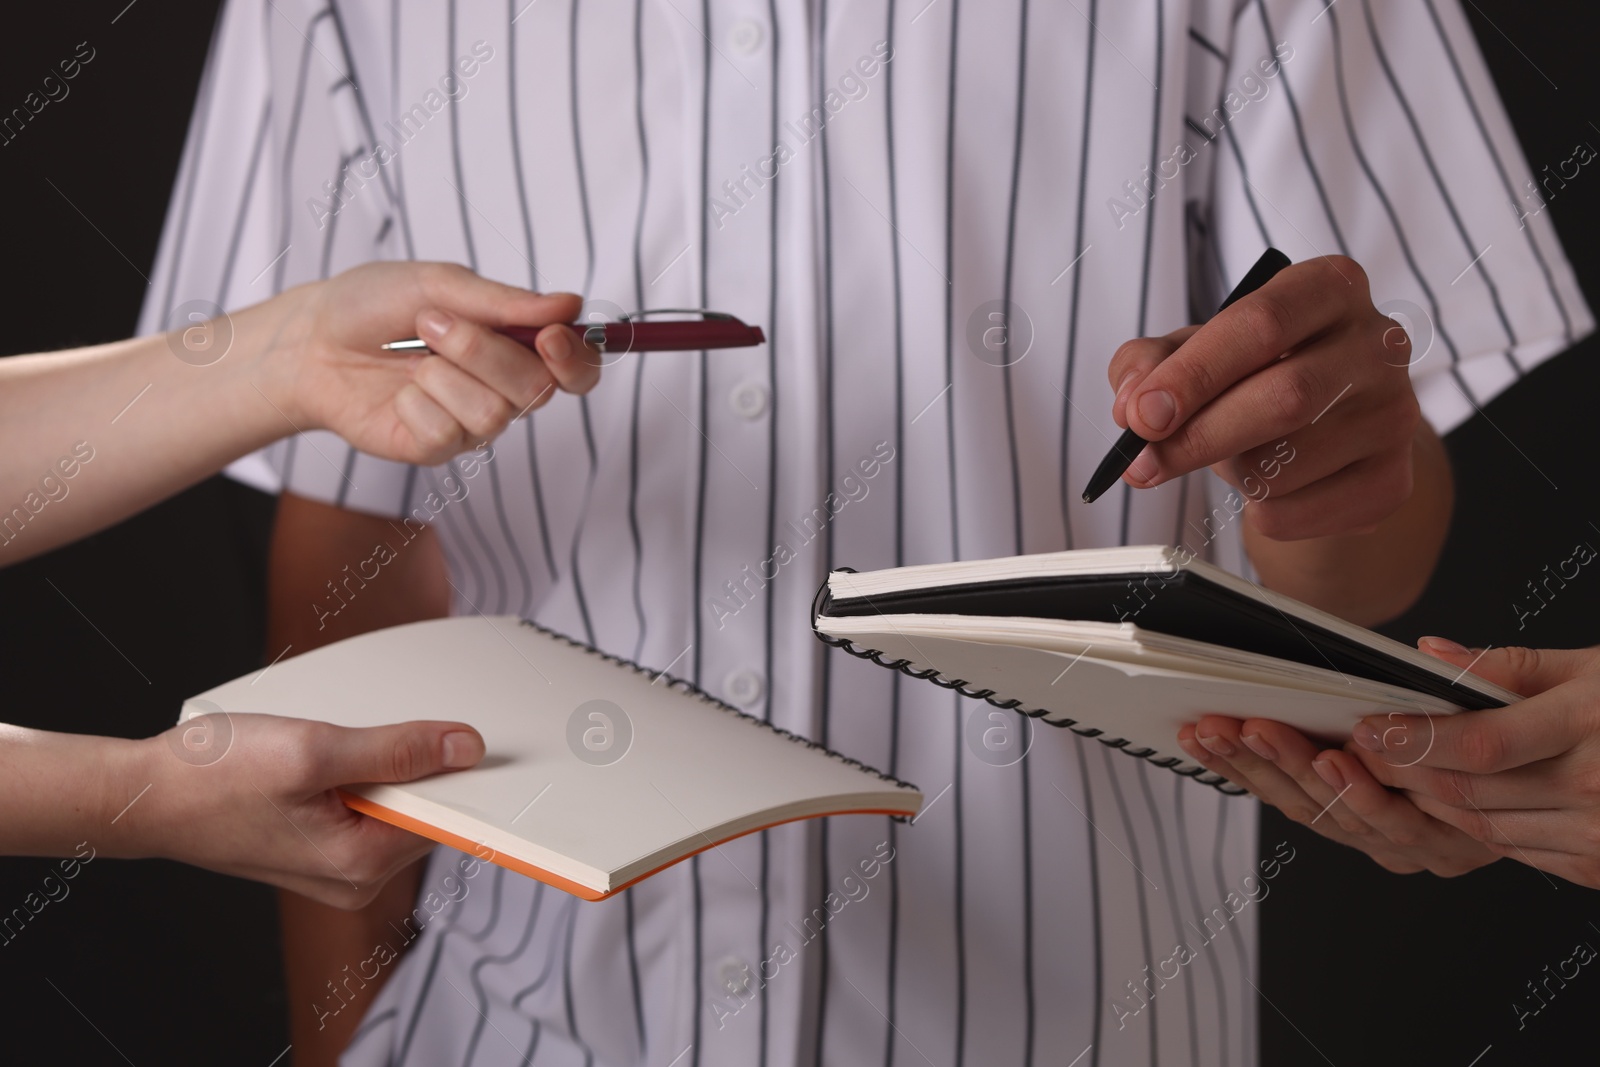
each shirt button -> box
[728,381,769,420]
[729,19,764,55]
[716,954,754,997]
[724,669,764,707]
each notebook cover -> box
[818,570,1506,711]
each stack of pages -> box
[814,545,1518,791]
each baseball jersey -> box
[139,1,1590,1065]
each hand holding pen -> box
[247,262,762,468]
[1083,249,1289,503]
[0,262,653,559]
[269,264,602,463]
[1086,249,1430,548]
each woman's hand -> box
[0,260,602,564]
[1176,713,1497,877]
[135,713,486,908]
[0,715,487,909]
[133,712,487,907]
[253,261,601,466]
[1353,640,1600,889]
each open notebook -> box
[180,617,921,899]
[815,545,1519,794]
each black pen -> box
[1081,247,1293,504]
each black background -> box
[0,2,1595,1064]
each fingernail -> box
[1115,369,1141,404]
[1352,721,1385,752]
[1241,732,1278,761]
[1197,733,1235,758]
[1125,447,1159,486]
[419,310,453,338]
[1312,757,1344,791]
[1419,636,1470,657]
[1136,389,1177,434]
[442,730,483,769]
[544,327,574,362]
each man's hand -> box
[1353,640,1600,889]
[128,713,485,908]
[1175,713,1496,877]
[1107,255,1419,541]
[252,261,601,466]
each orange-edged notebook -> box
[179,617,921,900]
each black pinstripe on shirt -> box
[880,3,904,1061]
[1358,0,1522,376]
[1418,0,1575,346]
[1321,5,1472,400]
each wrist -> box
[93,734,168,861]
[217,282,320,432]
[133,286,319,464]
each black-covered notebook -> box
[814,546,1518,793]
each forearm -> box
[0,725,136,857]
[1245,419,1453,626]
[0,263,592,568]
[0,290,310,564]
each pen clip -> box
[589,309,760,352]
[617,308,739,323]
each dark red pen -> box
[381,308,765,353]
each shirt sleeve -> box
[138,0,421,518]
[1189,0,1593,434]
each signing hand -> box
[1176,713,1496,877]
[256,261,600,465]
[1107,255,1419,541]
[1353,640,1600,889]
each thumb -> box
[1417,637,1599,697]
[316,721,486,787]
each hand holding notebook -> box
[813,545,1519,793]
[181,617,921,900]
[1172,700,1500,877]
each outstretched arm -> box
[0,261,597,565]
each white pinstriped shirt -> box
[140,1,1590,1064]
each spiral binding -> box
[810,572,1250,797]
[516,618,923,805]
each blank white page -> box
[182,616,920,896]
